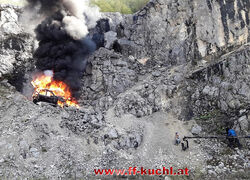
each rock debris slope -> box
[0,0,250,179]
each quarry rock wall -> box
[109,0,249,65]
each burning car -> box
[33,89,66,106]
[31,73,79,108]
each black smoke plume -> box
[27,0,100,98]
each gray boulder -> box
[238,116,249,133]
[104,31,117,49]
[108,129,118,139]
[191,125,202,135]
[0,7,21,34]
[0,54,15,78]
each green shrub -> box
[91,0,149,14]
[0,0,149,14]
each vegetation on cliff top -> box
[0,0,149,14]
[91,0,149,14]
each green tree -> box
[91,0,149,14]
[92,0,114,12]
[126,0,149,13]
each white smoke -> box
[23,0,101,40]
[62,0,101,39]
[62,0,85,18]
[44,70,53,77]
[20,3,44,34]
[82,3,101,29]
[63,16,88,40]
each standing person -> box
[181,139,189,151]
[226,127,241,148]
[175,132,181,145]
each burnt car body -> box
[33,89,65,106]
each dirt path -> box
[106,110,208,171]
[138,112,206,168]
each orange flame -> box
[31,73,79,108]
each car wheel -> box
[33,99,38,104]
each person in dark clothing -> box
[181,139,189,151]
[226,128,241,148]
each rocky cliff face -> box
[106,0,249,65]
[82,0,250,119]
[0,5,35,91]
[0,0,249,179]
